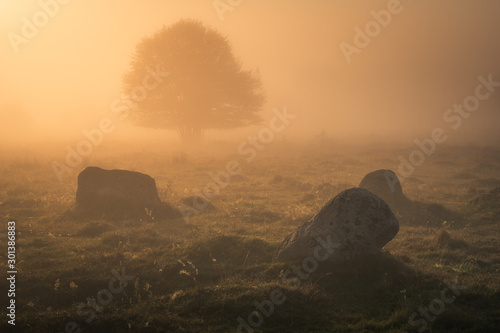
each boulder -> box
[358,169,463,226]
[76,166,161,207]
[273,188,399,263]
[71,166,179,220]
[358,169,408,208]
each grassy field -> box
[0,141,499,332]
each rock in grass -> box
[273,188,399,262]
[70,166,179,220]
[76,166,161,207]
[358,169,408,208]
[359,169,462,226]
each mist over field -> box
[1,0,500,149]
[1,1,500,332]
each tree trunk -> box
[177,127,205,146]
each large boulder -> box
[76,166,161,207]
[358,169,408,209]
[273,188,399,263]
[71,166,178,220]
[358,169,461,226]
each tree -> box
[123,20,265,145]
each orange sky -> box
[1,0,499,147]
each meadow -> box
[0,141,499,332]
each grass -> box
[0,142,499,332]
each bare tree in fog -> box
[123,19,265,145]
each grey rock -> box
[68,166,182,220]
[76,166,161,207]
[358,169,407,208]
[273,188,399,262]
[359,169,462,226]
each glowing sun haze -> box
[1,0,499,147]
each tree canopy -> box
[123,20,265,144]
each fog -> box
[2,3,500,331]
[1,0,500,150]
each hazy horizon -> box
[1,3,500,331]
[1,0,500,149]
